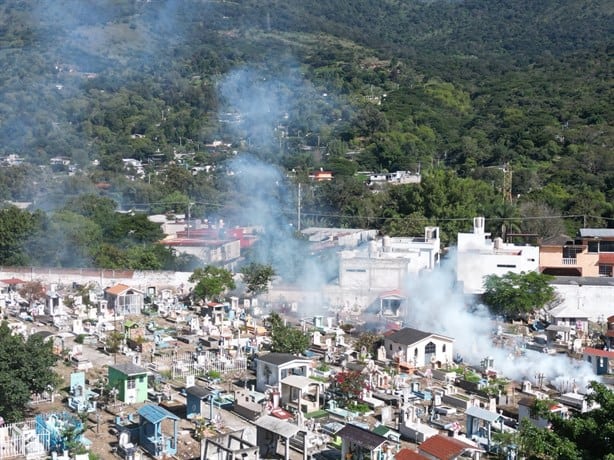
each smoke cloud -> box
[215,64,341,290]
[403,250,596,391]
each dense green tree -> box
[354,332,382,357]
[267,313,310,355]
[546,382,614,460]
[482,272,557,318]
[0,321,59,422]
[62,194,117,224]
[0,206,42,265]
[47,210,103,267]
[240,262,276,297]
[189,265,235,303]
[516,418,580,460]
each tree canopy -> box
[0,321,59,422]
[189,266,235,303]
[267,312,310,355]
[0,0,611,274]
[482,271,557,318]
[240,263,276,297]
[498,382,614,460]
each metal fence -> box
[150,350,247,380]
[0,420,50,459]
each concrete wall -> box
[551,282,614,322]
[0,267,193,292]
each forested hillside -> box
[0,0,611,269]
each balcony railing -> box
[562,258,577,265]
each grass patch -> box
[305,409,328,419]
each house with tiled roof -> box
[417,434,482,460]
[384,327,453,370]
[104,283,144,315]
[583,347,614,375]
[395,448,429,460]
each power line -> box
[119,200,612,226]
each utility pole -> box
[297,183,302,232]
[187,202,193,238]
[502,162,513,203]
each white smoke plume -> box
[403,250,597,391]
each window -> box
[600,241,614,252]
[563,247,583,259]
[442,344,446,353]
[588,241,599,253]
[599,265,613,277]
[497,264,517,268]
[425,342,436,355]
[127,378,136,390]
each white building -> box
[548,276,614,322]
[339,227,441,292]
[255,353,313,393]
[456,217,539,294]
[384,327,454,369]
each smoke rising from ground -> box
[403,251,596,390]
[217,64,338,290]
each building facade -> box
[339,227,441,292]
[384,327,454,369]
[540,229,614,277]
[456,217,539,294]
[108,363,148,404]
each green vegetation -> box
[267,312,310,355]
[330,370,366,408]
[496,383,614,459]
[0,0,610,267]
[483,272,557,319]
[206,370,222,380]
[0,321,59,422]
[240,263,276,297]
[189,266,236,303]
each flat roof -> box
[138,404,180,424]
[109,363,148,376]
[254,415,301,438]
[281,375,316,390]
[465,406,502,424]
